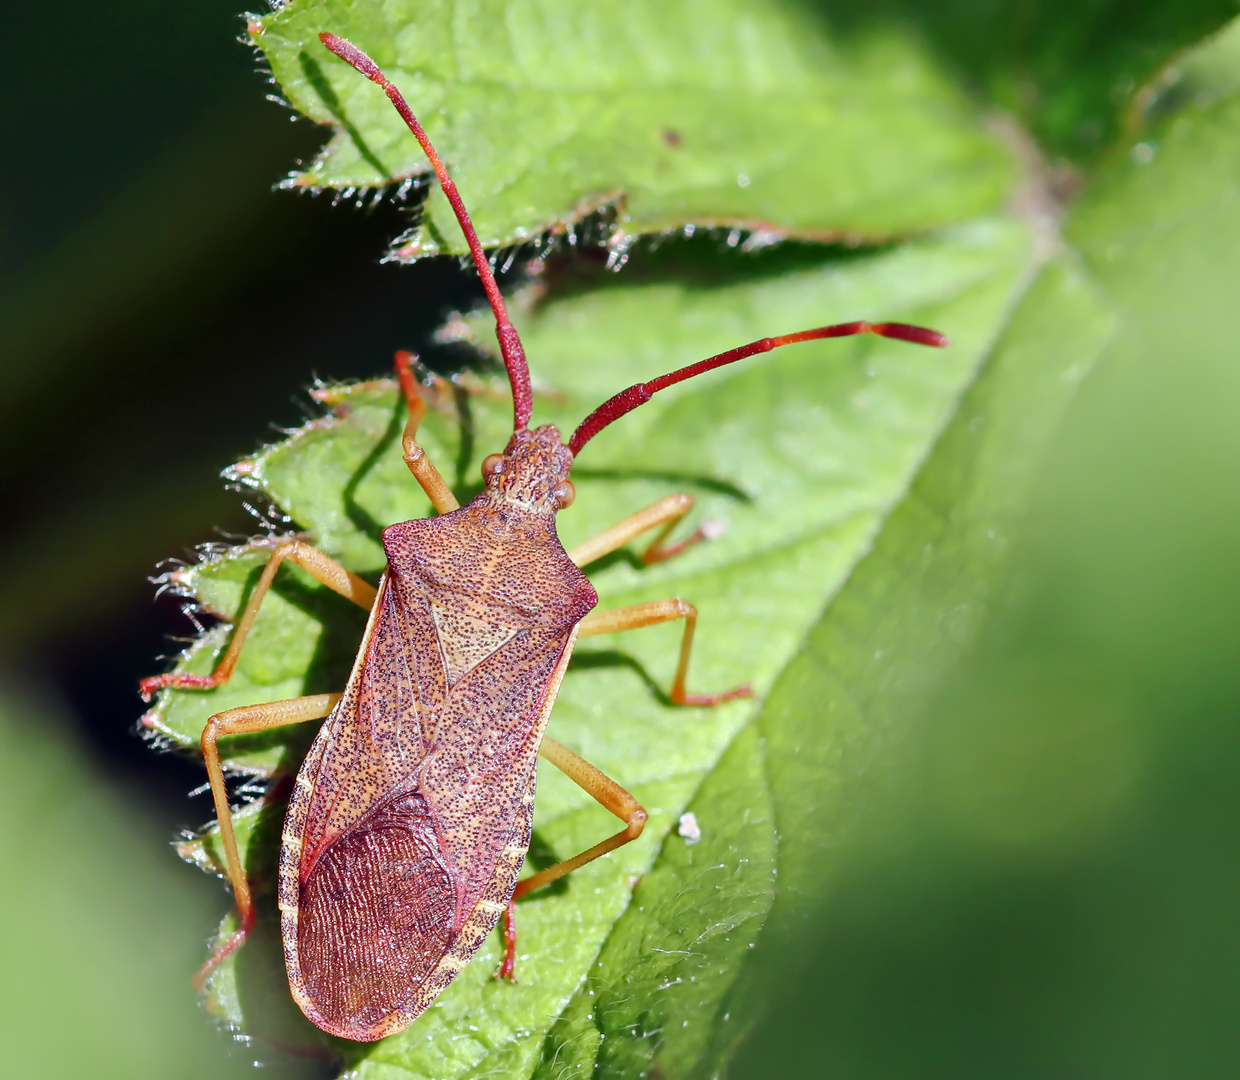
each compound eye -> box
[553,480,576,509]
[481,453,504,479]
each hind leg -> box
[194,693,342,985]
[499,736,648,979]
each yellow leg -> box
[139,540,375,699]
[514,735,649,899]
[567,493,719,568]
[578,599,753,706]
[196,693,341,985]
[498,736,650,979]
[395,350,459,514]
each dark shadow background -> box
[0,0,490,820]
[1,7,484,1073]
[2,1,1238,1077]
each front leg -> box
[567,493,719,568]
[139,541,375,699]
[394,350,459,514]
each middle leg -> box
[578,599,752,706]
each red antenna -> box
[320,32,534,431]
[569,321,948,456]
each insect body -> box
[284,426,595,1036]
[141,31,947,1042]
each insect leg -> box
[567,493,717,567]
[498,897,518,981]
[197,692,342,985]
[516,735,649,902]
[394,350,460,514]
[578,599,753,706]
[139,540,375,699]
[498,738,649,979]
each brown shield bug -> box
[140,31,947,1042]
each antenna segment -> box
[320,32,534,431]
[568,321,948,456]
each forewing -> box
[421,625,580,923]
[294,575,444,870]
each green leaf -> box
[149,218,1035,1074]
[252,0,1015,256]
[814,0,1238,160]
[723,24,1240,1076]
[146,12,1240,1076]
[1067,57,1240,307]
[757,254,1115,920]
[539,252,1116,1080]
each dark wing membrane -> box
[296,790,453,1039]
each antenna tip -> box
[319,32,382,81]
[873,322,950,348]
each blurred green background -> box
[2,0,1238,1077]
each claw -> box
[139,672,217,701]
[673,683,754,707]
[496,898,518,982]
